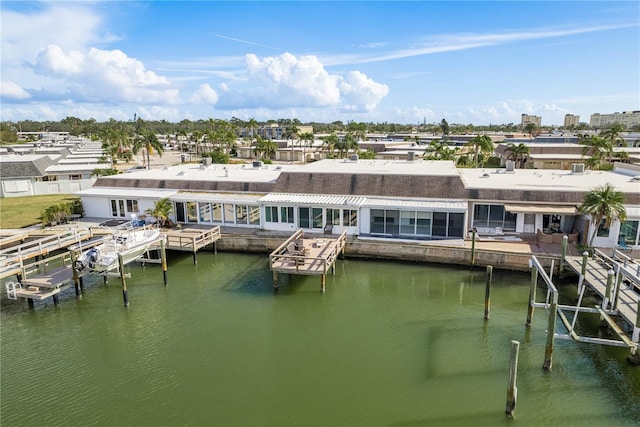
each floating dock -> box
[269,229,347,292]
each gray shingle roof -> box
[0,156,56,178]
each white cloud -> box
[339,71,389,112]
[216,52,388,113]
[1,81,31,100]
[189,84,219,104]
[32,45,179,104]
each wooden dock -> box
[269,229,347,292]
[565,249,640,337]
[0,228,98,280]
[150,225,221,264]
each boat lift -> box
[527,255,639,371]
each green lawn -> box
[0,194,79,229]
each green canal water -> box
[1,252,639,426]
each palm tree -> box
[579,135,611,169]
[579,183,626,247]
[247,117,258,140]
[504,142,530,168]
[600,124,626,149]
[145,198,174,227]
[467,135,494,167]
[424,139,456,160]
[190,130,203,156]
[133,130,164,170]
[254,136,277,160]
[284,125,299,161]
[299,132,314,163]
[524,122,537,138]
[321,132,339,157]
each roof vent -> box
[481,173,490,178]
[630,175,640,181]
[571,163,585,174]
[505,160,515,172]
[177,171,186,176]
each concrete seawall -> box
[216,234,561,272]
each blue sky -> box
[1,1,638,125]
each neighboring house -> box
[0,139,110,197]
[0,155,56,197]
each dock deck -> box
[269,229,347,291]
[565,250,640,330]
[0,228,97,279]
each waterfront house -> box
[75,159,640,249]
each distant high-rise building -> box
[521,114,541,127]
[564,114,580,128]
[590,111,640,129]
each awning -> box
[503,204,577,215]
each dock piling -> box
[602,270,614,312]
[543,291,558,371]
[69,250,82,299]
[505,340,520,417]
[471,229,477,266]
[484,265,493,320]
[161,237,168,286]
[526,264,538,326]
[559,235,568,276]
[118,254,129,307]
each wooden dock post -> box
[70,250,82,299]
[192,236,197,265]
[321,274,326,293]
[471,229,477,266]
[27,298,34,309]
[273,271,279,291]
[580,251,589,277]
[633,299,640,343]
[559,235,568,276]
[526,264,538,326]
[602,269,614,311]
[505,340,520,417]
[484,265,493,320]
[543,291,558,371]
[118,254,129,307]
[161,237,168,286]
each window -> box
[126,200,139,213]
[597,219,610,237]
[448,213,464,238]
[299,207,310,228]
[327,209,340,225]
[280,206,294,223]
[371,209,385,234]
[224,204,235,224]
[474,204,515,231]
[199,203,211,223]
[175,202,186,223]
[248,206,260,225]
[312,208,323,228]
[620,220,639,246]
[236,205,248,225]
[187,202,198,223]
[370,209,399,234]
[400,211,415,235]
[265,206,278,223]
[432,212,447,237]
[343,209,357,227]
[416,211,431,235]
[212,203,223,223]
[69,174,82,180]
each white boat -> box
[75,217,161,273]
